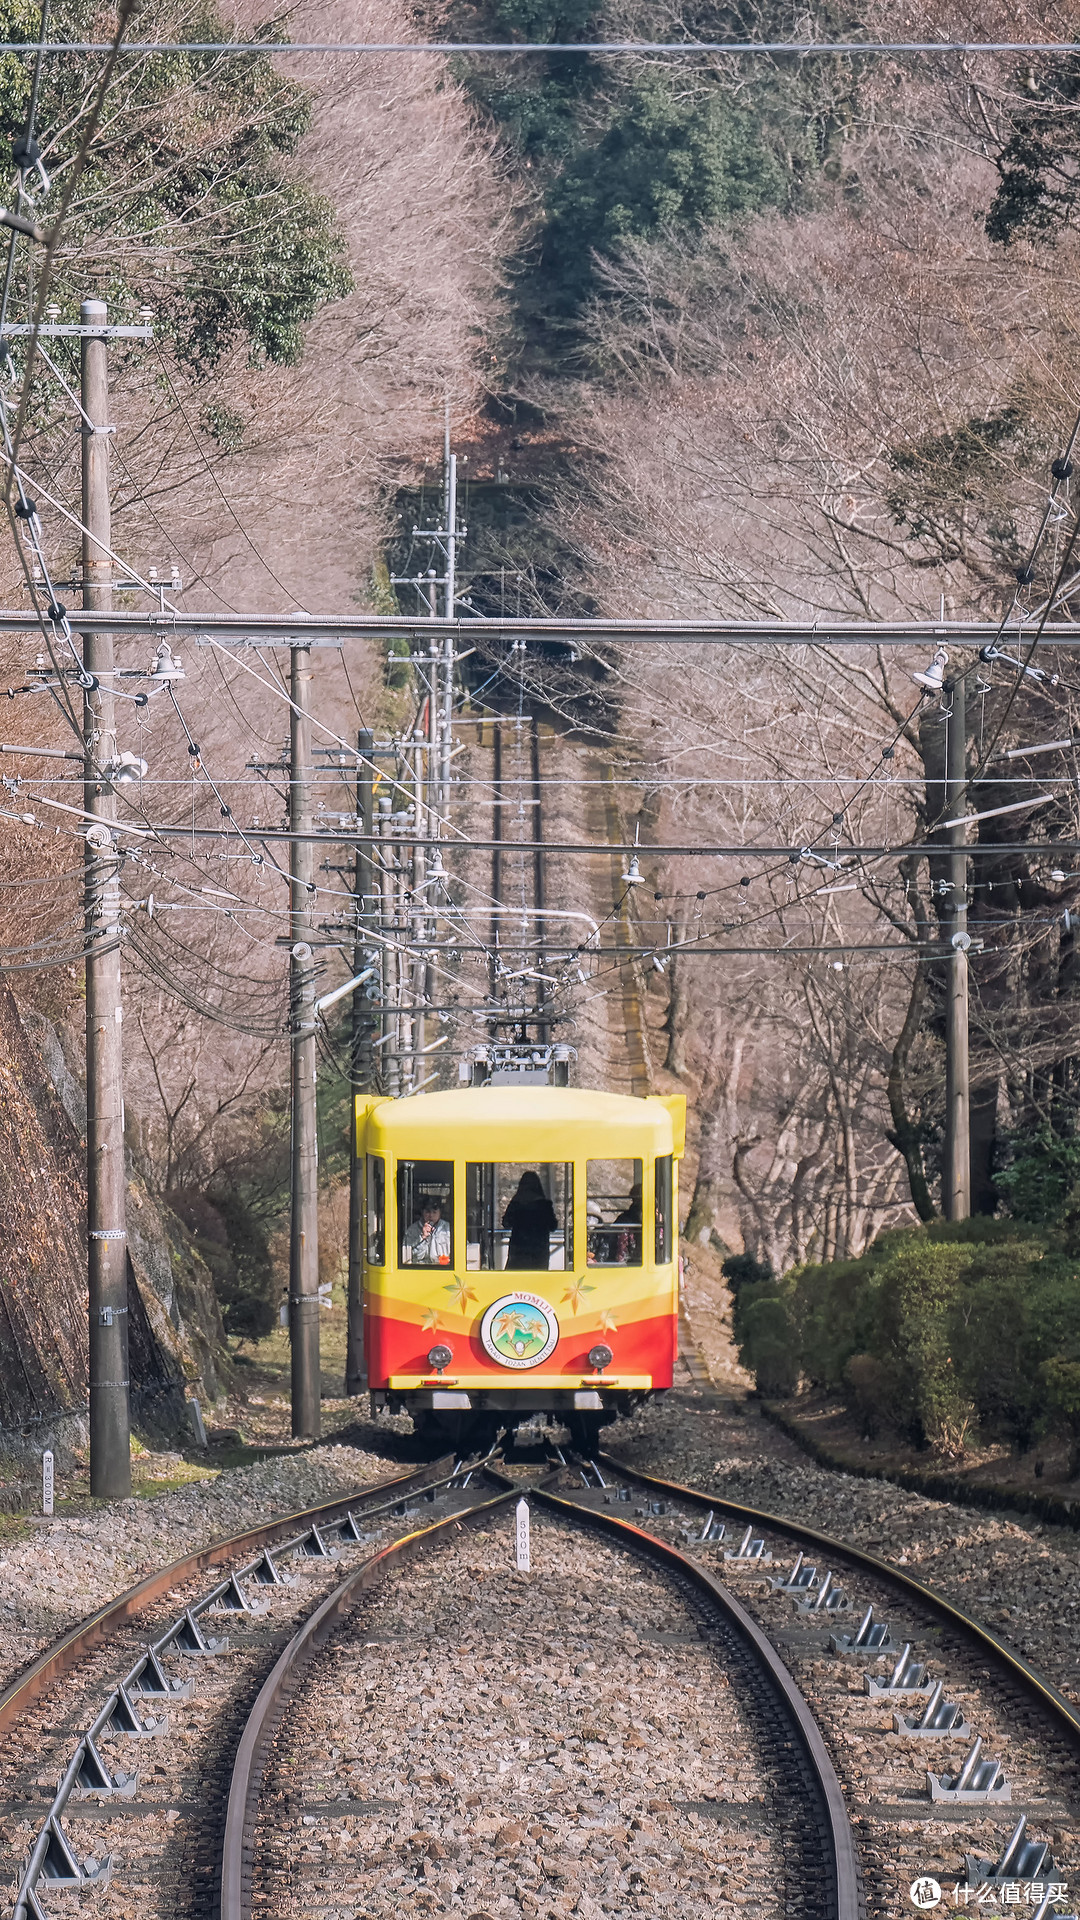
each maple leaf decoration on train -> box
[421,1309,441,1331]
[443,1274,477,1313]
[600,1308,618,1332]
[562,1275,595,1313]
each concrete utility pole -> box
[82,298,132,1499]
[346,729,375,1397]
[943,673,971,1220]
[289,642,320,1438]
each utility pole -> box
[440,441,457,819]
[346,729,375,1397]
[944,672,971,1220]
[82,297,132,1499]
[289,642,320,1438]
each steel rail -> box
[218,1466,860,1920]
[0,1454,451,1737]
[219,1486,518,1920]
[600,1452,1080,1748]
[532,1484,862,1920]
[11,1456,506,1920]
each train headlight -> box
[427,1344,453,1375]
[587,1344,613,1374]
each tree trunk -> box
[886,950,936,1222]
[969,1081,1000,1215]
[683,1094,728,1247]
[684,1046,738,1250]
[663,924,689,1075]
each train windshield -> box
[397,1160,454,1266]
[587,1158,644,1266]
[466,1163,573,1271]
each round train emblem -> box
[480,1293,559,1369]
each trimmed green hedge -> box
[733,1220,1080,1456]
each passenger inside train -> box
[587,1159,644,1265]
[398,1160,453,1265]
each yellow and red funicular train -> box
[359,1084,685,1447]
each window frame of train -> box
[654,1153,673,1264]
[366,1153,386,1266]
[465,1161,574,1272]
[396,1159,455,1268]
[586,1157,644,1267]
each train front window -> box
[366,1154,385,1266]
[397,1161,454,1267]
[655,1154,673,1264]
[587,1158,644,1266]
[466,1163,573,1271]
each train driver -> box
[402,1195,452,1266]
[503,1170,558,1270]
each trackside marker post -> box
[41,1451,53,1516]
[516,1497,531,1572]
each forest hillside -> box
[3,0,1080,1445]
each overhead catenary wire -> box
[6,34,1080,51]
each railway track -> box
[7,1446,1078,1920]
[0,1455,466,1920]
[581,1452,1080,1916]
[226,1453,856,1920]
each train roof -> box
[359,1084,685,1157]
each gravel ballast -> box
[0,1443,395,1696]
[252,1507,800,1920]
[607,1393,1080,1714]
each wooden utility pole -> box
[82,297,132,1498]
[944,673,971,1220]
[289,642,320,1437]
[345,728,375,1396]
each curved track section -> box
[3,1456,465,1920]
[534,1484,862,1920]
[0,1456,453,1739]
[601,1452,1080,1751]
[220,1487,517,1920]
[221,1465,862,1920]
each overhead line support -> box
[944,677,971,1220]
[81,298,133,1502]
[289,642,320,1439]
[345,729,375,1399]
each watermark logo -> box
[910,1882,942,1912]
[908,1879,1070,1909]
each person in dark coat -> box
[503,1170,557,1270]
